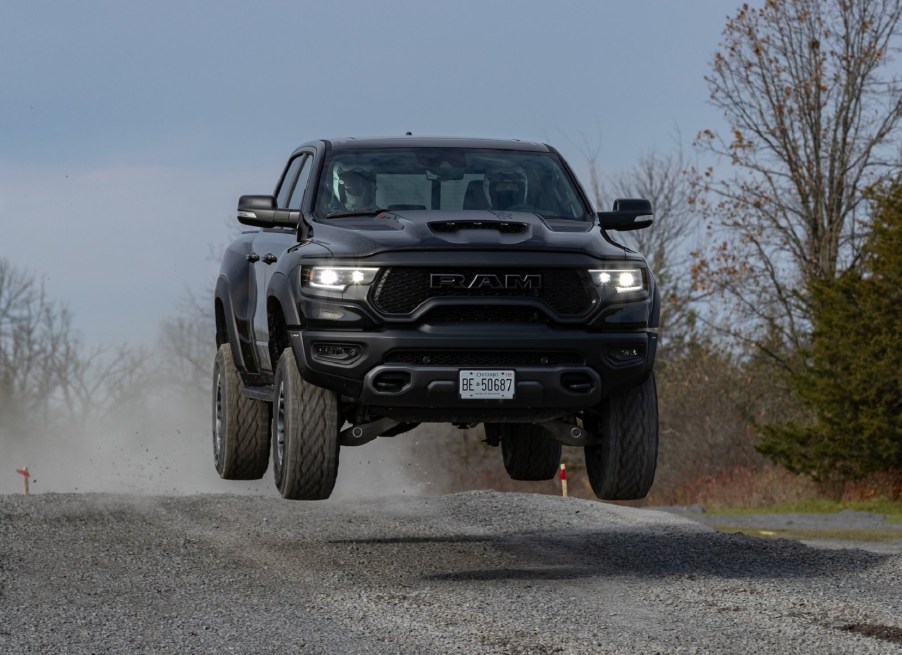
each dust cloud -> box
[1,392,454,499]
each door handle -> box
[246,253,260,263]
[262,254,278,265]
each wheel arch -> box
[267,297,290,371]
[266,271,303,370]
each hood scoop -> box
[428,220,528,234]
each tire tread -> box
[213,345,270,480]
[496,423,562,481]
[584,373,658,500]
[274,349,339,500]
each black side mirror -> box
[597,198,653,231]
[237,195,299,228]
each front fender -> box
[268,269,302,327]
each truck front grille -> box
[371,267,595,316]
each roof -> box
[304,136,553,152]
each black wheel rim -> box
[275,379,287,477]
[214,371,223,458]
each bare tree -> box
[56,343,150,425]
[157,291,216,396]
[0,258,149,434]
[695,0,902,366]
[154,234,234,396]
[0,258,78,425]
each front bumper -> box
[289,323,656,421]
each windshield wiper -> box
[325,208,388,219]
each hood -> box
[309,210,631,260]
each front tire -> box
[212,344,270,480]
[487,423,562,481]
[584,373,658,500]
[272,348,340,500]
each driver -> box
[484,166,528,210]
[332,163,377,211]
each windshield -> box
[314,147,589,220]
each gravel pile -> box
[1,491,900,654]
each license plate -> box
[458,369,516,399]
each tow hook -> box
[542,420,602,446]
[339,417,400,446]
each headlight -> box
[306,266,379,291]
[588,268,645,294]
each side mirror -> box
[237,195,298,228]
[597,198,653,231]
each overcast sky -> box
[1,0,731,350]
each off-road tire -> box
[584,373,658,500]
[212,344,270,480]
[488,423,562,481]
[272,348,340,500]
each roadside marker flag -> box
[16,467,30,496]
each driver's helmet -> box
[484,166,528,209]
[333,162,376,210]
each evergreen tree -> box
[758,182,902,482]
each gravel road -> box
[2,491,900,654]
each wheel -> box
[212,344,270,479]
[272,348,340,500]
[487,423,562,481]
[584,373,658,500]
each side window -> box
[276,156,305,208]
[288,156,313,210]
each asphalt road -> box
[1,491,900,654]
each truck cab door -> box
[250,153,313,373]
[251,229,294,371]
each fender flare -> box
[267,269,303,328]
[215,274,259,375]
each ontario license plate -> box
[458,369,516,399]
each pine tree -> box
[758,182,902,482]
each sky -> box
[0,0,732,350]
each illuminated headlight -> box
[307,267,379,290]
[588,268,645,294]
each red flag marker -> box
[559,463,568,497]
[16,467,30,496]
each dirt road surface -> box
[2,491,900,654]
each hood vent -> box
[428,220,527,234]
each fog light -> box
[311,305,362,322]
[607,345,644,364]
[312,343,362,363]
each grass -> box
[712,525,902,542]
[652,464,902,517]
[707,498,902,523]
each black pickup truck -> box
[212,136,659,500]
